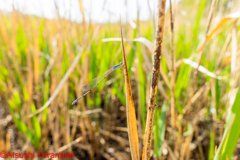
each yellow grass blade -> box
[197,11,240,53]
[120,18,139,160]
[78,0,85,23]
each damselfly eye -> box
[82,84,89,91]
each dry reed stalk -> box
[169,0,177,129]
[142,0,166,159]
[181,129,194,160]
[33,23,40,86]
[56,137,83,153]
[63,82,71,151]
[11,8,17,55]
[69,108,102,116]
[99,129,129,146]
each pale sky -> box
[0,0,176,23]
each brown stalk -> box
[11,8,17,55]
[56,137,83,153]
[63,82,71,151]
[169,0,177,129]
[33,24,40,86]
[142,0,166,159]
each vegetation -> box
[0,0,240,159]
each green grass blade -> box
[137,43,146,130]
[154,102,167,157]
[208,130,215,160]
[214,87,240,159]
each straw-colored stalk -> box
[169,0,177,129]
[142,0,166,159]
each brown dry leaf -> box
[197,11,240,53]
[120,20,140,160]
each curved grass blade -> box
[120,18,139,160]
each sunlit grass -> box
[0,0,240,159]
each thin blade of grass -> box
[137,41,147,131]
[154,102,167,157]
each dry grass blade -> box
[78,0,85,23]
[120,18,139,160]
[33,25,40,85]
[56,137,83,153]
[68,108,102,116]
[169,0,177,129]
[197,11,240,53]
[142,0,166,159]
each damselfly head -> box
[120,63,124,70]
[82,84,89,91]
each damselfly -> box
[72,62,123,105]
